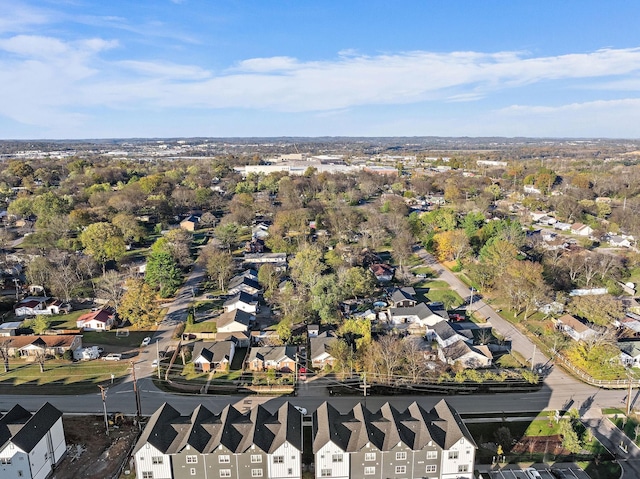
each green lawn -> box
[194,299,224,314]
[48,309,93,330]
[613,416,640,446]
[524,419,562,437]
[423,288,463,307]
[185,320,217,334]
[602,408,625,415]
[82,330,154,347]
[414,279,450,289]
[411,266,436,276]
[177,362,208,382]
[0,360,129,394]
[496,353,526,368]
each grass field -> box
[82,330,153,348]
[0,360,130,394]
[48,309,93,330]
[184,319,217,334]
[414,279,450,289]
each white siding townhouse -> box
[0,403,66,479]
[312,400,476,479]
[134,402,303,479]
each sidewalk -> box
[581,407,640,478]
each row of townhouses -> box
[133,400,476,479]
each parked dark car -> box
[550,469,568,479]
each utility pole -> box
[98,385,109,436]
[156,340,161,380]
[294,354,298,393]
[131,361,142,428]
[627,373,634,416]
[531,345,536,372]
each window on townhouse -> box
[273,456,284,464]
[364,466,375,475]
[218,455,230,463]
[426,450,437,459]
[396,451,407,460]
[220,469,231,478]
[321,469,332,477]
[458,464,469,472]
[190,468,196,476]
[251,469,263,477]
[251,455,262,463]
[426,464,437,473]
[331,454,343,463]
[142,473,153,479]
[288,468,293,475]
[186,455,198,464]
[395,465,406,474]
[0,458,11,464]
[448,451,459,459]
[365,452,376,461]
[152,457,163,464]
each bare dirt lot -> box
[54,415,140,479]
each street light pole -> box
[156,340,161,380]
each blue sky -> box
[1,1,640,139]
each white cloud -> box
[0,3,52,34]
[2,35,640,136]
[118,60,211,80]
[491,99,640,137]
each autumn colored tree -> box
[112,212,146,244]
[80,222,126,273]
[289,245,325,296]
[570,294,624,327]
[119,278,161,327]
[432,229,470,262]
[498,260,550,321]
[205,250,234,291]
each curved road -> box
[0,250,635,421]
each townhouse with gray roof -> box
[312,399,476,479]
[134,402,302,479]
[0,402,66,479]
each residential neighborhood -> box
[0,137,640,479]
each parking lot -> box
[483,467,590,479]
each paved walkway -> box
[581,407,640,478]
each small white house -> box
[14,297,62,317]
[571,223,594,236]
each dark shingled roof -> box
[223,291,257,308]
[312,399,475,453]
[135,401,303,456]
[192,341,234,365]
[0,402,62,453]
[309,331,338,361]
[228,276,261,292]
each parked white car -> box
[102,353,122,361]
[141,337,151,347]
